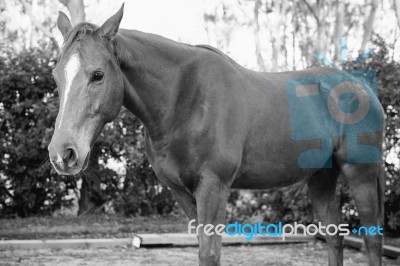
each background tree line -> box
[0,0,399,236]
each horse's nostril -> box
[63,149,72,162]
[64,148,78,167]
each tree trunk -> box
[275,0,287,71]
[333,1,345,62]
[59,0,86,25]
[360,0,378,53]
[0,0,6,13]
[253,0,266,72]
[302,0,326,65]
[394,0,400,30]
[254,0,266,72]
[315,1,326,62]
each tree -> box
[0,42,64,217]
[333,1,345,61]
[0,0,6,12]
[395,0,400,30]
[59,0,85,25]
[253,0,266,72]
[14,0,85,48]
[360,0,378,53]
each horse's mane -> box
[62,23,99,52]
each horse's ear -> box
[57,11,72,39]
[99,3,124,41]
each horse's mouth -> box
[52,150,91,176]
[70,151,91,175]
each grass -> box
[0,212,188,240]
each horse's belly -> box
[231,157,316,189]
[231,130,322,189]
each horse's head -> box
[48,5,125,175]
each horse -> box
[48,4,384,266]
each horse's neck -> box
[116,30,197,142]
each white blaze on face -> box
[58,53,81,129]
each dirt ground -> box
[1,214,399,265]
[0,242,399,266]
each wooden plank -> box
[1,233,398,259]
[139,233,197,246]
[0,238,132,250]
[0,233,314,250]
[138,233,314,246]
[343,235,364,249]
[318,234,400,258]
[383,244,400,258]
[221,234,314,245]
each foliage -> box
[0,41,66,217]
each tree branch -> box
[58,0,86,25]
[0,179,15,199]
[301,0,320,26]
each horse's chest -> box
[144,137,196,190]
[145,151,180,189]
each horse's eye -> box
[92,71,104,82]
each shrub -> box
[0,41,67,217]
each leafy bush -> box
[0,41,66,217]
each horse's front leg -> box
[194,170,230,266]
[170,188,197,222]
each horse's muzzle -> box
[48,145,89,175]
